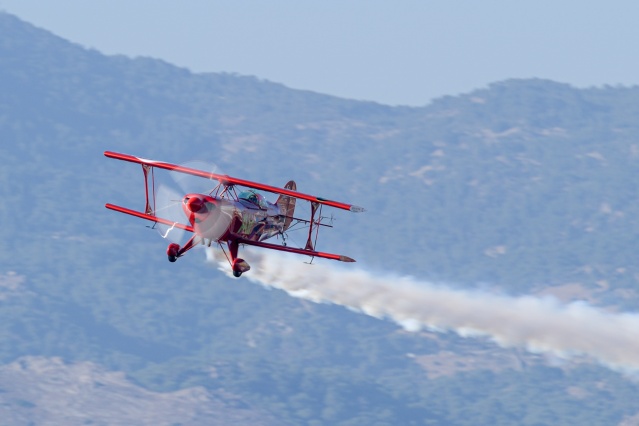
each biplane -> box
[104,151,364,277]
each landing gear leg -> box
[228,239,250,278]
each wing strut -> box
[142,164,155,214]
[305,202,320,251]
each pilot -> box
[240,190,266,208]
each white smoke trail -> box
[207,248,639,373]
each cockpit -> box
[238,190,268,209]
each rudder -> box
[277,180,296,231]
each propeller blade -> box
[154,184,187,244]
[160,160,233,247]
[170,161,224,195]
[202,198,234,243]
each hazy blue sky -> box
[2,1,638,106]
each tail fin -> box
[277,181,296,231]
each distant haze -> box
[2,1,639,105]
[5,11,639,423]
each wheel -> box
[233,270,242,278]
[167,243,180,263]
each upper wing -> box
[104,151,365,212]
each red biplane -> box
[104,151,364,277]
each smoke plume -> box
[207,249,639,373]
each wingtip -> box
[350,205,365,213]
[339,255,356,262]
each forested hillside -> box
[2,12,639,425]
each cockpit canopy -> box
[238,190,268,209]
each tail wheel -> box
[167,243,180,262]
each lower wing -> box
[105,203,195,233]
[236,238,355,262]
